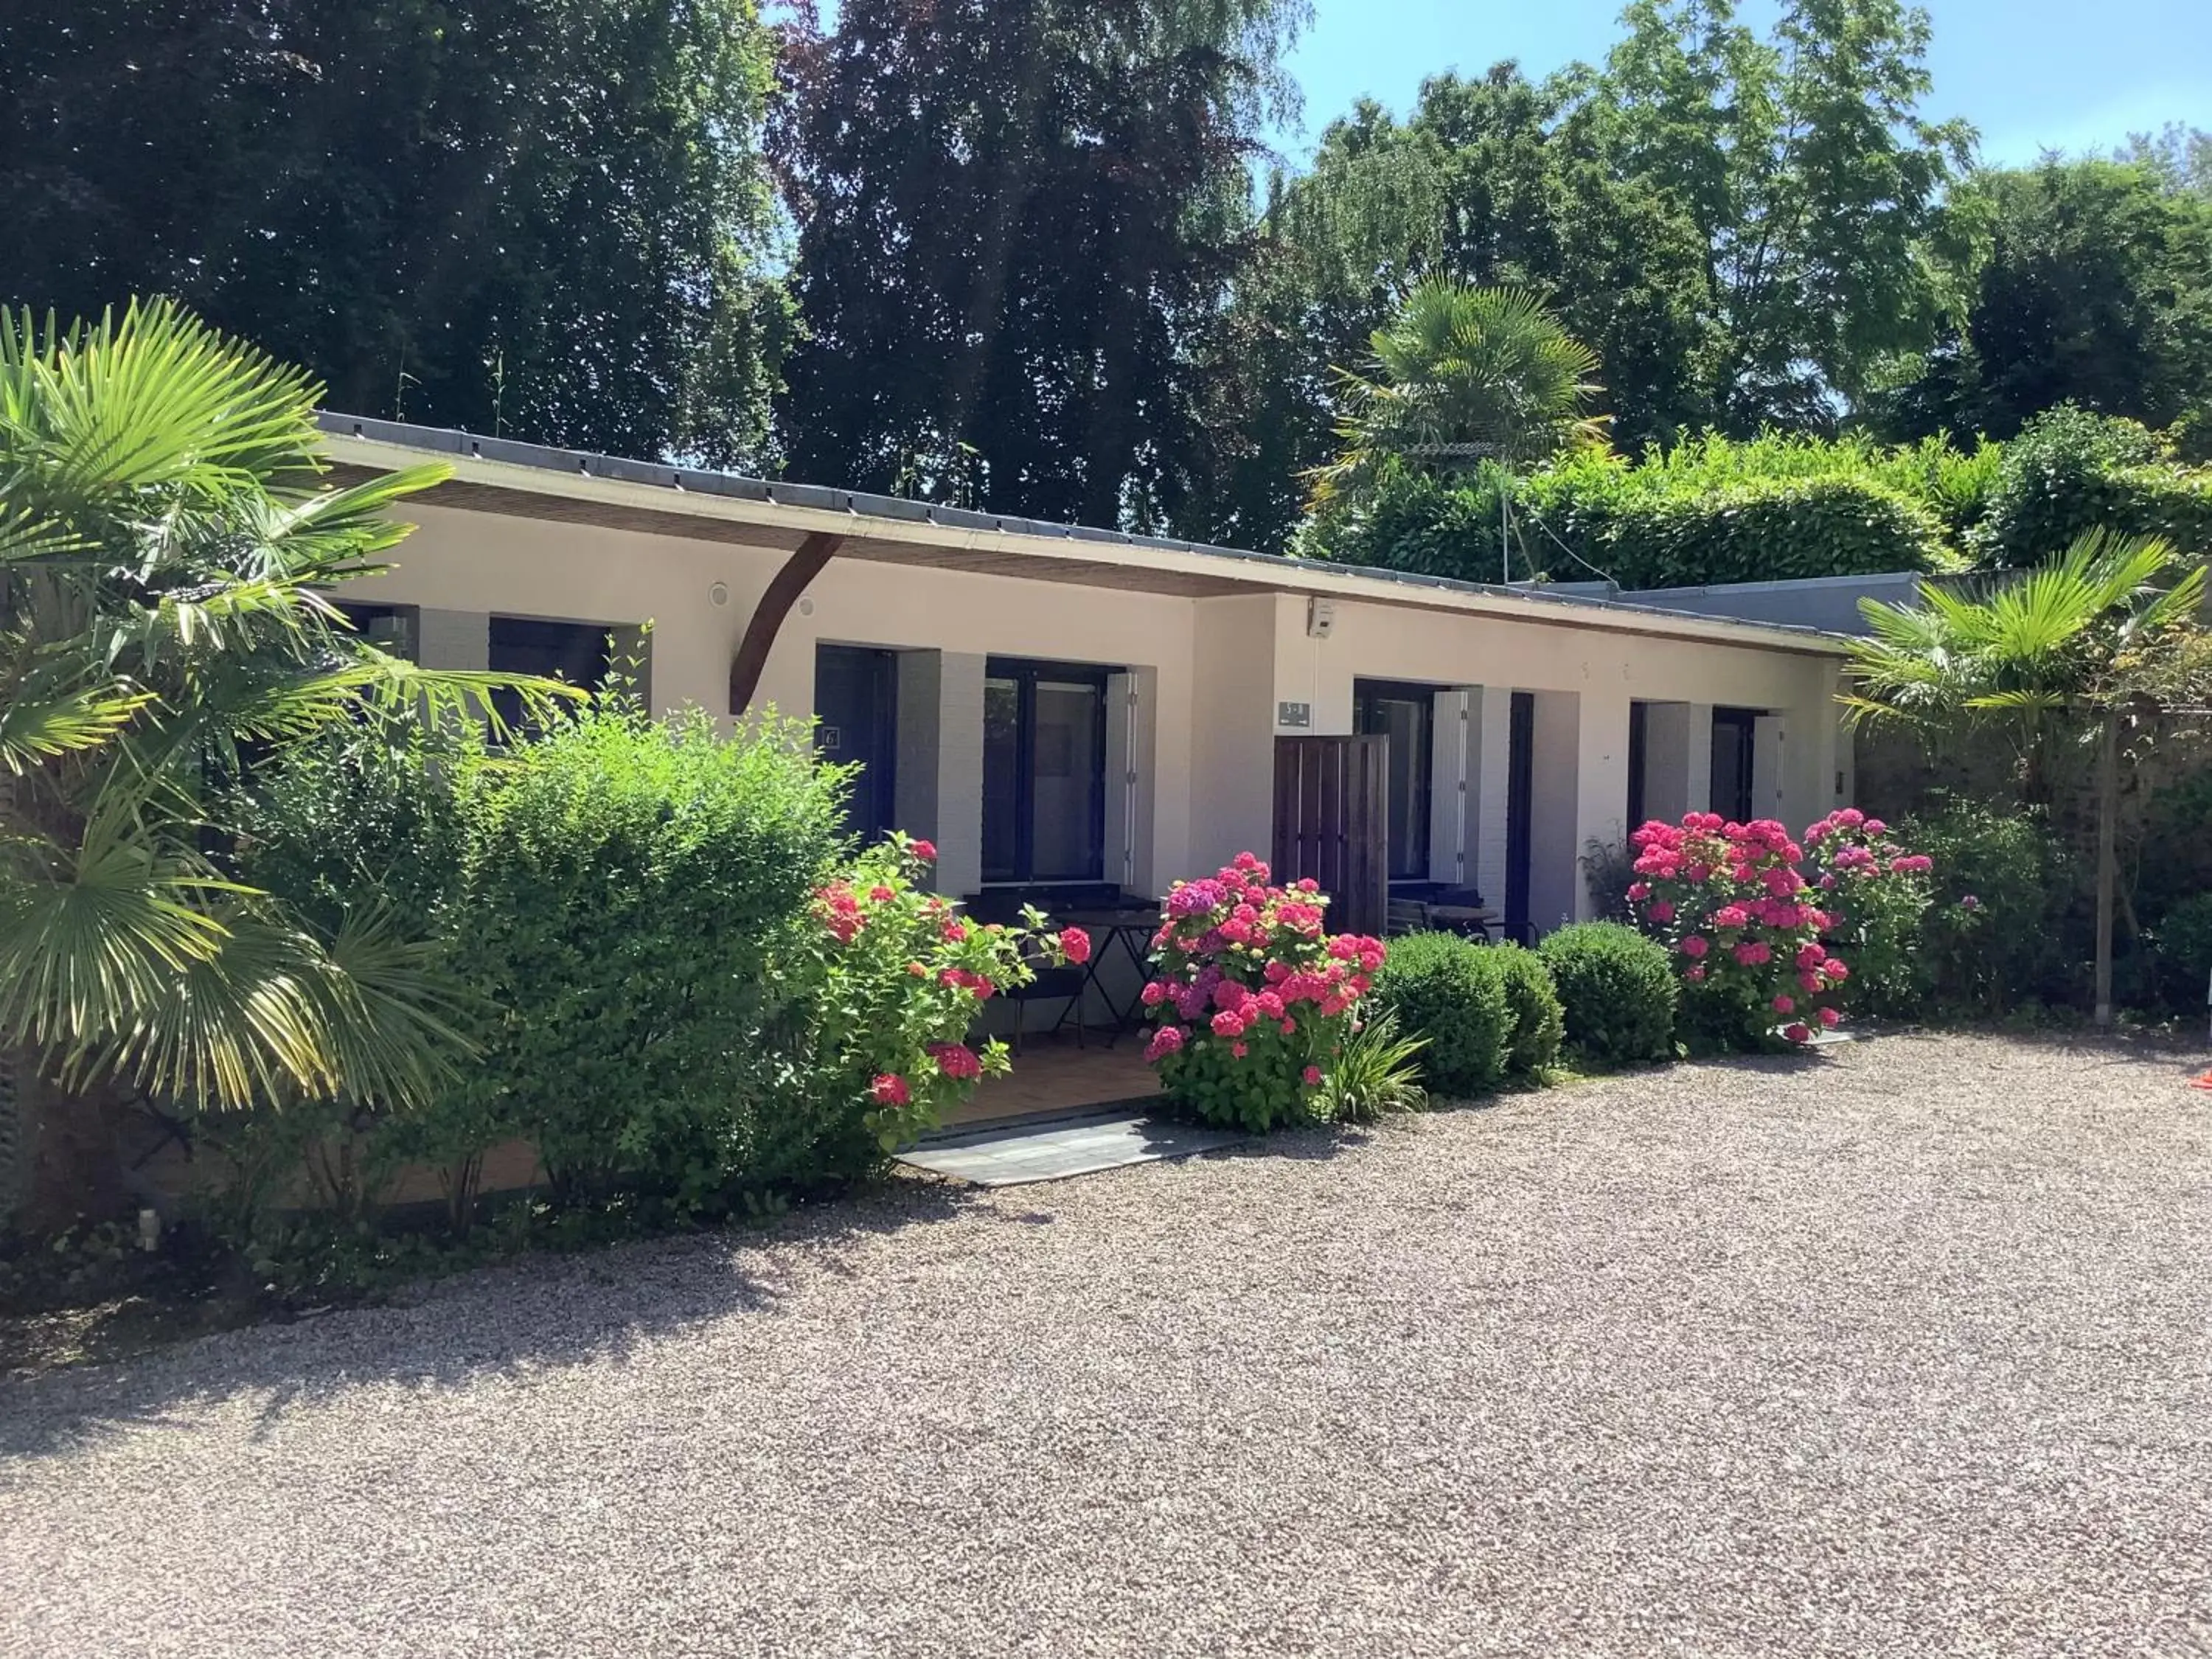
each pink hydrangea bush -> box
[1627,813,1846,1049]
[1138,852,1382,1131]
[1803,807,1935,1017]
[801,833,1084,1156]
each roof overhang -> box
[320,419,1853,660]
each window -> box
[489,616,613,732]
[983,658,1109,884]
[1354,681,1435,883]
[1711,708,1760,824]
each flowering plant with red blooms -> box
[1802,808,1935,1017]
[801,832,1080,1157]
[1628,813,1846,1050]
[1138,853,1383,1130]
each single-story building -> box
[320,414,1855,939]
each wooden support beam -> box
[728,532,844,714]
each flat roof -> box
[317,413,1852,658]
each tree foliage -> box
[1307,280,1607,509]
[1844,531,2211,800]
[0,0,793,465]
[1183,0,1969,549]
[0,299,568,1122]
[771,0,1305,528]
[1880,150,2212,451]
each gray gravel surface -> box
[5,1032,2212,1658]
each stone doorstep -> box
[897,1107,1248,1188]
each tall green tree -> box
[0,0,793,465]
[1179,65,1715,551]
[1599,0,1973,428]
[0,300,566,1226]
[771,0,1304,528]
[1881,153,2212,447]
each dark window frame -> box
[982,655,1112,887]
[488,614,616,734]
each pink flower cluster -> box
[1137,855,1377,1088]
[1629,813,1848,1046]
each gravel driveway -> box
[4,1033,2211,1658]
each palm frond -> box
[0,682,156,772]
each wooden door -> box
[1272,735,1388,939]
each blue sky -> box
[1270,0,2212,169]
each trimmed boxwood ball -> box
[1490,943,1565,1075]
[1537,922,1677,1068]
[1371,931,1512,1097]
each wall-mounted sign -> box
[1277,701,1312,728]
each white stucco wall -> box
[345,499,1847,924]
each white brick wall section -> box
[1573,693,1632,919]
[1686,703,1715,818]
[414,608,490,672]
[1526,691,1582,931]
[936,652,987,899]
[1473,688,1512,910]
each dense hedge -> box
[1973,406,2212,567]
[450,703,852,1208]
[1313,420,2210,586]
[1531,473,1950,589]
[1371,932,1512,1097]
[1318,437,1955,589]
[1537,922,1678,1067]
[1897,800,2077,1018]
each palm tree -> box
[0,299,566,1224]
[1307,279,1609,513]
[1842,529,2212,1023]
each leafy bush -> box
[1537,922,1678,1067]
[790,836,1078,1171]
[2152,892,2212,1003]
[1316,1009,1429,1124]
[1975,405,2212,567]
[1491,944,1565,1075]
[223,721,481,1233]
[1371,932,1513,1097]
[1627,815,1846,1050]
[1318,433,1956,588]
[1899,799,2076,1015]
[448,700,852,1213]
[1139,854,1382,1132]
[1803,810,1935,1020]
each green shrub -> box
[1975,405,2212,567]
[1552,474,1947,588]
[1899,799,2076,1016]
[1318,1009,1430,1124]
[2152,892,2212,1004]
[1371,931,1512,1097]
[1317,434,1956,589]
[1537,922,1677,1067]
[1490,944,1565,1075]
[450,700,852,1213]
